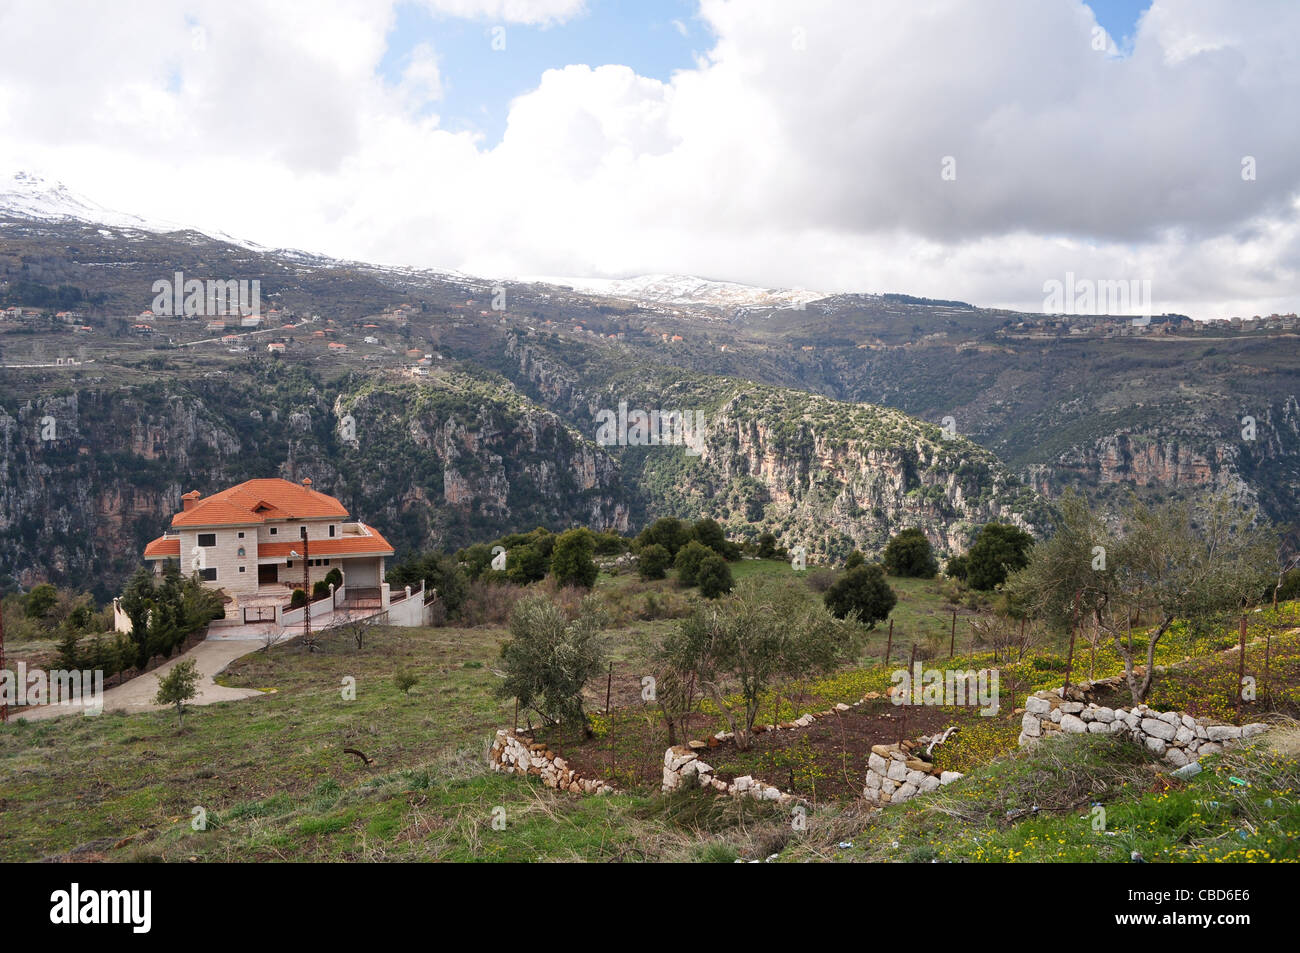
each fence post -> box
[884,618,893,666]
[949,609,956,659]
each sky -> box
[0,0,1296,319]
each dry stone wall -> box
[1018,685,1269,768]
[489,729,616,795]
[862,736,964,805]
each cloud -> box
[0,0,1296,319]
[419,0,587,26]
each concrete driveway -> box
[17,638,267,721]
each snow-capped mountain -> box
[0,171,187,233]
[522,273,824,312]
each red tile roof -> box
[144,536,181,558]
[171,478,349,527]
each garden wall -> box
[489,729,616,795]
[862,736,964,805]
[1018,682,1270,768]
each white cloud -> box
[0,0,1296,319]
[419,0,587,26]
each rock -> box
[1093,707,1115,724]
[711,778,728,792]
[1141,718,1177,742]
[865,770,882,791]
[1021,712,1042,737]
[887,760,910,782]
[1145,736,1168,757]
[919,775,941,792]
[835,703,850,711]
[1060,701,1085,714]
[1242,723,1269,738]
[761,786,781,801]
[889,750,909,762]
[1026,695,1054,715]
[1165,747,1189,767]
[893,782,919,803]
[1206,724,1242,742]
[939,771,963,784]
[1087,721,1109,733]
[1060,714,1088,734]
[1174,726,1194,745]
[1181,714,1198,731]
[905,758,931,772]
[733,775,753,792]
[1198,742,1223,756]
[868,752,889,775]
[1157,711,1181,727]
[870,744,893,757]
[1050,709,1063,723]
[905,769,929,786]
[688,739,708,750]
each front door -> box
[258,563,278,585]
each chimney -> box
[181,490,201,512]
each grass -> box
[2,572,1296,862]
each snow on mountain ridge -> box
[521,272,825,311]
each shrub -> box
[312,580,331,601]
[155,659,201,727]
[289,588,308,609]
[674,540,714,587]
[966,523,1034,590]
[805,568,836,593]
[845,550,865,570]
[505,543,550,586]
[393,671,418,695]
[637,517,691,557]
[756,532,778,559]
[551,528,598,589]
[881,529,938,578]
[459,579,524,627]
[945,554,969,581]
[638,543,672,580]
[824,564,896,627]
[697,555,734,599]
[692,518,740,559]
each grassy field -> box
[1,564,1297,862]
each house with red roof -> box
[141,478,395,614]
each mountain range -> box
[2,173,1297,597]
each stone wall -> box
[863,736,964,805]
[489,729,616,795]
[1018,685,1269,769]
[661,744,802,806]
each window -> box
[238,531,245,539]
[286,560,293,568]
[329,524,336,537]
[197,533,217,547]
[269,527,277,536]
[199,567,217,581]
[239,566,246,573]
[237,547,246,557]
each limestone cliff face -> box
[501,333,1044,561]
[692,390,1041,560]
[0,370,626,597]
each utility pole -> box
[302,527,313,653]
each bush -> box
[691,518,740,560]
[637,517,691,557]
[824,564,896,627]
[845,550,865,570]
[638,543,672,580]
[881,529,938,578]
[966,523,1034,590]
[393,671,418,695]
[756,532,778,559]
[945,554,969,580]
[505,543,549,586]
[323,568,343,590]
[459,579,524,627]
[387,551,469,617]
[289,588,308,609]
[674,540,714,587]
[551,528,599,589]
[312,580,331,601]
[805,568,836,593]
[697,555,734,599]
